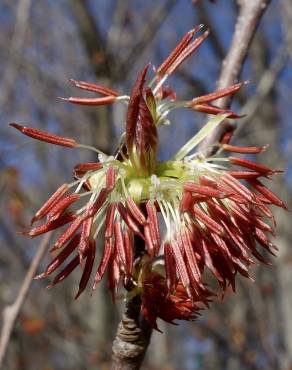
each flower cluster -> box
[11,25,285,329]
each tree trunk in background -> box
[243,30,292,370]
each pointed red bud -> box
[69,79,119,97]
[126,64,149,156]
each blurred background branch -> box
[0,233,52,368]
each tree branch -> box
[71,0,112,76]
[111,296,152,370]
[117,0,177,80]
[0,232,52,367]
[198,0,271,155]
[0,0,32,107]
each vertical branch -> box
[0,0,32,107]
[198,0,271,155]
[0,232,52,367]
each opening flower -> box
[11,25,285,329]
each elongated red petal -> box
[74,162,102,177]
[27,213,76,237]
[144,224,155,257]
[117,203,144,238]
[230,157,275,175]
[189,104,239,118]
[108,254,120,300]
[227,171,262,179]
[167,29,210,75]
[60,96,116,106]
[123,230,133,274]
[31,183,69,224]
[79,216,93,264]
[254,228,276,252]
[180,231,204,291]
[104,203,117,239]
[35,233,81,279]
[48,194,80,221]
[164,242,177,294]
[69,79,119,96]
[221,173,255,203]
[201,238,224,283]
[106,166,116,191]
[93,239,113,289]
[75,239,96,299]
[52,216,84,251]
[222,144,268,154]
[10,123,76,147]
[184,181,230,198]
[146,201,160,254]
[47,255,79,289]
[88,188,109,217]
[191,205,225,236]
[114,222,126,267]
[192,83,244,105]
[156,25,203,75]
[126,197,146,225]
[247,179,287,209]
[170,241,192,299]
[180,191,193,212]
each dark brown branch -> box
[117,0,177,80]
[71,0,113,76]
[0,232,52,367]
[198,0,271,155]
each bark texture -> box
[112,297,152,370]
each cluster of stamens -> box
[11,25,286,329]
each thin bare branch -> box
[0,0,32,107]
[71,0,112,76]
[198,0,271,155]
[118,0,177,80]
[0,232,52,367]
[238,46,287,128]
